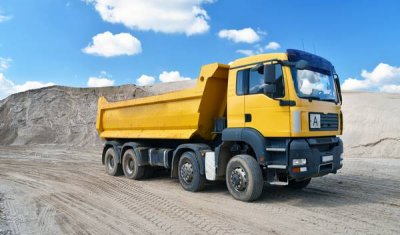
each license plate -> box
[322,155,333,162]
[310,114,321,129]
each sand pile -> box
[0,82,398,158]
[341,92,400,158]
[0,81,195,146]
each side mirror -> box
[264,64,276,84]
[295,60,309,70]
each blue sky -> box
[1,0,400,98]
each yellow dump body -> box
[96,63,229,140]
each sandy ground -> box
[0,146,399,235]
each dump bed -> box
[96,63,229,140]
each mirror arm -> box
[281,61,296,66]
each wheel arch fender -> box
[121,142,149,166]
[221,128,266,162]
[171,144,211,178]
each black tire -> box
[226,155,264,202]
[104,147,122,176]
[178,151,205,192]
[287,178,311,189]
[122,149,145,180]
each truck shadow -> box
[146,170,399,208]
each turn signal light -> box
[292,167,307,173]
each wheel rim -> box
[230,167,248,192]
[126,157,134,175]
[107,155,114,170]
[180,162,194,184]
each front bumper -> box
[288,137,343,180]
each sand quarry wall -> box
[0,82,399,158]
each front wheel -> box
[226,155,264,202]
[287,178,311,189]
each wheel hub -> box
[107,155,114,169]
[230,167,248,191]
[180,162,194,184]
[126,158,134,174]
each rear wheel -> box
[287,178,311,189]
[226,155,264,202]
[104,148,122,176]
[122,149,145,180]
[178,151,205,192]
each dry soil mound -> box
[0,81,196,146]
[341,92,400,158]
[0,83,399,158]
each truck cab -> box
[223,49,343,192]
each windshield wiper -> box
[300,96,337,103]
[324,98,340,104]
[305,97,338,103]
[299,96,321,102]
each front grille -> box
[310,113,339,131]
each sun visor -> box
[287,49,334,75]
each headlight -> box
[293,159,307,166]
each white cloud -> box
[83,31,142,57]
[136,75,155,86]
[135,71,192,85]
[236,41,282,57]
[0,57,12,71]
[342,63,400,93]
[159,71,191,83]
[87,76,114,87]
[341,78,371,91]
[0,14,12,23]
[380,85,400,93]
[360,63,400,83]
[0,73,55,99]
[14,81,55,93]
[218,28,260,44]
[236,49,255,56]
[265,41,281,50]
[85,0,213,36]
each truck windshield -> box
[291,67,338,102]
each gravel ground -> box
[0,146,399,235]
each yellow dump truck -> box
[96,49,343,201]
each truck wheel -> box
[287,178,311,189]
[226,155,264,202]
[122,149,145,180]
[104,147,122,176]
[178,151,205,192]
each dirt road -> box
[0,146,399,235]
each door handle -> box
[245,113,252,122]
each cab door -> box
[227,69,245,128]
[243,63,291,137]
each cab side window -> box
[249,69,264,94]
[236,63,285,98]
